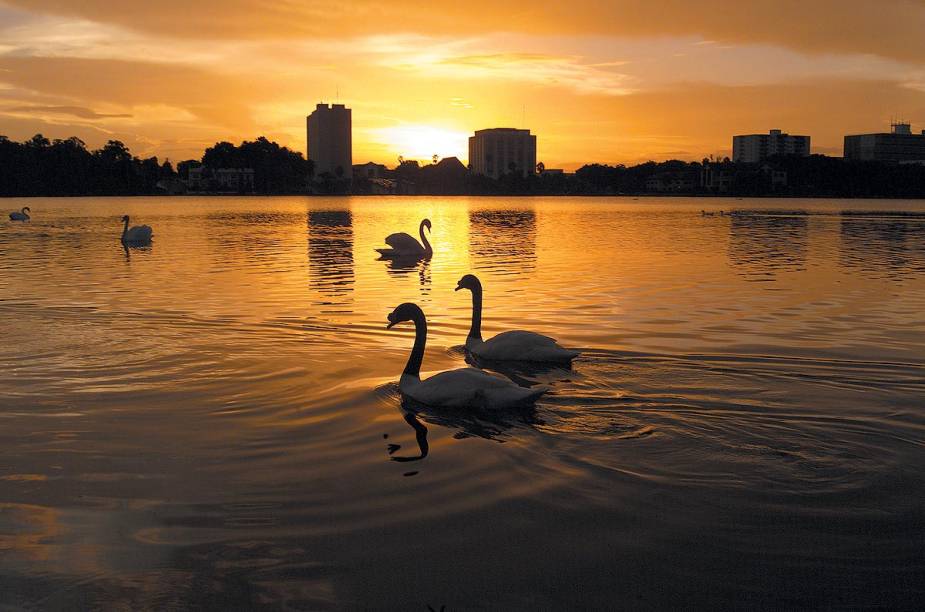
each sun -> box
[373,125,470,164]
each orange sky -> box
[1,0,925,169]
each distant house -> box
[645,170,698,193]
[187,167,255,193]
[420,157,468,194]
[760,164,788,188]
[701,161,734,193]
[352,162,388,179]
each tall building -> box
[468,128,537,179]
[732,129,810,163]
[307,103,352,179]
[844,123,925,163]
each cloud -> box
[6,105,131,119]
[0,56,261,127]
[4,0,925,64]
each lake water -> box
[1,196,924,609]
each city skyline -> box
[2,2,925,169]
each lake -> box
[1,196,924,609]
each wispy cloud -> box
[6,105,132,119]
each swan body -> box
[456,274,579,363]
[9,207,30,221]
[121,215,153,245]
[387,302,545,410]
[377,219,432,259]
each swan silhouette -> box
[455,274,579,363]
[9,207,30,221]
[121,215,153,245]
[376,218,432,259]
[387,302,546,410]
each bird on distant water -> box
[387,302,546,410]
[455,273,579,363]
[376,218,432,259]
[9,206,30,221]
[120,215,153,245]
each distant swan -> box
[376,218,432,259]
[9,207,30,221]
[121,215,153,245]
[456,274,579,363]
[387,302,546,410]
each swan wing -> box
[125,225,153,242]
[384,232,422,252]
[477,330,579,362]
[402,367,545,410]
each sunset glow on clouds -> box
[2,1,925,168]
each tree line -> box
[0,134,312,197]
[4,132,925,198]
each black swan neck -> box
[468,284,483,340]
[404,309,427,377]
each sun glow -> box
[372,125,470,164]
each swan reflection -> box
[387,410,429,463]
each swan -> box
[376,218,432,259]
[9,207,30,221]
[121,215,153,245]
[387,302,546,410]
[455,274,579,363]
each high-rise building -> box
[468,128,537,179]
[307,103,352,179]
[732,129,810,163]
[844,123,925,163]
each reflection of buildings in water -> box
[840,215,925,279]
[728,212,809,280]
[468,209,537,273]
[307,210,354,297]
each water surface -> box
[1,196,924,609]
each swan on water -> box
[455,274,579,363]
[121,215,153,245]
[376,218,432,259]
[387,302,546,410]
[9,207,30,221]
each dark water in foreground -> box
[1,196,924,610]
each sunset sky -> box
[1,1,925,169]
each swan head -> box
[387,302,423,329]
[121,215,130,223]
[455,273,481,292]
[421,218,432,232]
[23,207,30,213]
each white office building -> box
[733,129,810,163]
[468,128,537,179]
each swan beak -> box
[454,284,462,291]
[386,312,398,329]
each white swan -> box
[455,274,579,363]
[376,218,432,259]
[9,207,30,221]
[387,302,546,410]
[121,215,153,245]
